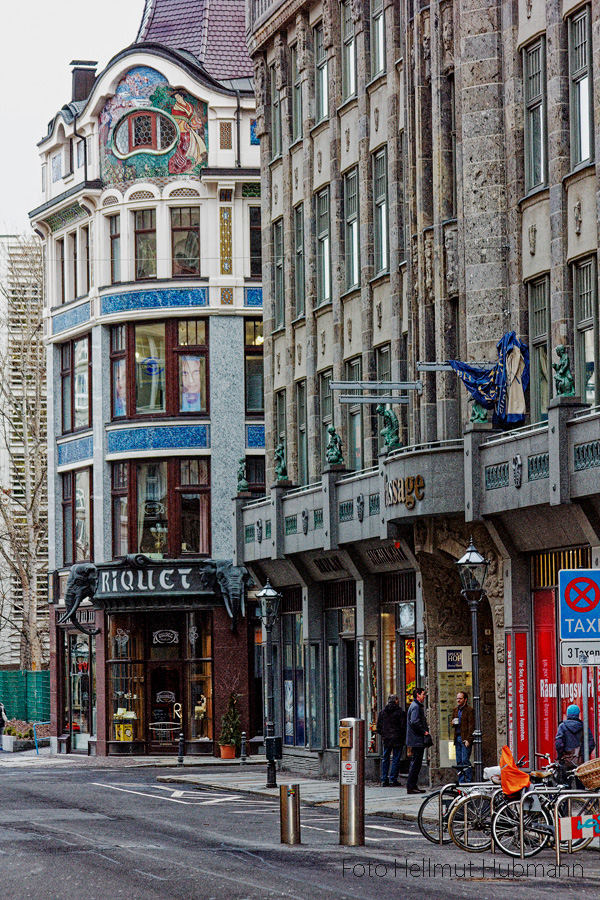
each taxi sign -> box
[559,570,600,640]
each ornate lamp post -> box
[256,579,282,788]
[456,538,489,783]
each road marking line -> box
[91,783,190,804]
[366,825,418,835]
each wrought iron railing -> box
[574,440,600,471]
[527,452,549,481]
[339,500,354,522]
[484,462,510,490]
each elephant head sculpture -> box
[201,561,253,632]
[57,563,100,636]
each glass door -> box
[148,663,183,752]
[68,633,95,751]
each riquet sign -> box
[384,475,425,509]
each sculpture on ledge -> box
[553,345,576,397]
[376,404,401,451]
[470,400,489,423]
[325,425,344,465]
[237,458,249,493]
[274,440,288,481]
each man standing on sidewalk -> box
[376,694,406,786]
[406,687,429,794]
[452,691,475,782]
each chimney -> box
[70,60,98,102]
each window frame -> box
[291,44,303,141]
[342,1,357,101]
[314,23,329,123]
[249,205,262,278]
[112,110,179,159]
[523,38,548,192]
[110,319,210,421]
[134,208,157,281]
[344,168,360,290]
[373,148,389,274]
[170,206,201,277]
[294,204,305,318]
[316,187,331,305]
[296,380,308,485]
[108,213,121,284]
[273,218,285,327]
[345,357,363,471]
[319,370,333,471]
[370,0,386,78]
[527,275,551,422]
[376,345,392,453]
[245,317,264,417]
[568,6,594,168]
[573,256,598,405]
[62,467,93,566]
[60,334,92,434]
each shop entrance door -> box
[147,663,183,753]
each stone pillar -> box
[547,395,588,505]
[463,421,495,522]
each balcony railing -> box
[248,0,285,32]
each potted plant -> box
[218,692,242,759]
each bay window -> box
[569,7,594,167]
[62,468,92,565]
[524,39,547,191]
[61,336,91,433]
[245,318,264,415]
[171,207,200,276]
[109,214,121,284]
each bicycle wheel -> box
[492,798,553,858]
[447,792,493,852]
[417,788,460,844]
[556,795,598,852]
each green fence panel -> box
[0,670,50,721]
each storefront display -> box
[436,646,472,768]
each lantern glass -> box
[256,580,281,626]
[456,539,489,594]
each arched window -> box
[113,111,178,158]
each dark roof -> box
[137,0,253,80]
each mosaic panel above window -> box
[100,288,207,316]
[250,119,260,145]
[244,287,263,308]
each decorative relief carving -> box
[345,128,350,152]
[317,150,322,173]
[422,15,431,82]
[441,4,454,69]
[320,330,326,354]
[574,200,582,235]
[512,453,522,489]
[297,343,302,365]
[528,223,537,256]
[296,15,308,70]
[276,352,281,374]
[374,107,379,132]
[351,0,362,24]
[424,232,434,301]
[322,0,333,48]
[444,227,458,296]
[526,0,532,18]
[302,509,309,534]
[254,56,268,136]
[294,168,298,189]
[273,184,279,204]
[411,235,419,304]
[357,493,364,522]
[347,318,352,343]
[274,33,287,91]
[376,301,382,329]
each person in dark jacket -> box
[376,694,406,786]
[406,686,429,793]
[452,691,475,782]
[555,704,595,769]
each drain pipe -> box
[236,90,241,168]
[72,108,88,182]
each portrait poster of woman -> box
[180,355,206,412]
[113,358,127,417]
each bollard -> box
[177,731,185,765]
[339,718,365,846]
[240,731,247,765]
[280,784,301,844]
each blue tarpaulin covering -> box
[448,332,530,428]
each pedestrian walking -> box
[452,690,475,782]
[376,694,406,786]
[555,704,595,770]
[0,700,8,750]
[406,686,430,794]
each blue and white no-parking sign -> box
[559,569,600,640]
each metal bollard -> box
[339,718,365,846]
[240,731,247,765]
[177,731,185,765]
[280,784,301,844]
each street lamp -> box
[256,579,282,788]
[456,537,489,783]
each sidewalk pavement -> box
[156,769,426,822]
[0,746,267,769]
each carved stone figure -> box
[441,5,454,62]
[325,425,344,464]
[296,14,308,70]
[58,563,100,636]
[320,330,326,355]
[444,228,458,296]
[528,223,537,256]
[374,107,379,132]
[422,16,431,82]
[553,345,576,396]
[201,561,252,632]
[275,440,288,480]
[573,200,582,235]
[357,493,364,522]
[322,0,333,48]
[237,458,249,493]
[297,343,302,365]
[274,33,287,91]
[347,318,352,343]
[424,231,434,301]
[351,0,362,24]
[512,453,522,488]
[294,168,298,189]
[470,400,488,423]
[254,56,268,136]
[376,302,382,329]
[376,404,401,450]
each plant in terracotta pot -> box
[218,692,242,759]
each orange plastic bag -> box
[499,745,530,794]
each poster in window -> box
[113,358,127,417]
[180,355,205,412]
[284,679,294,745]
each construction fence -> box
[0,670,50,722]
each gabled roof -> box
[136,0,253,80]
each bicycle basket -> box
[575,758,600,790]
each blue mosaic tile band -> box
[246,425,265,448]
[107,424,210,454]
[244,288,263,308]
[52,302,91,335]
[250,119,260,145]
[100,288,208,316]
[57,434,94,467]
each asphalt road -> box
[2,762,600,899]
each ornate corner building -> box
[235,0,600,778]
[30,0,266,755]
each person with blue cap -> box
[555,704,596,770]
